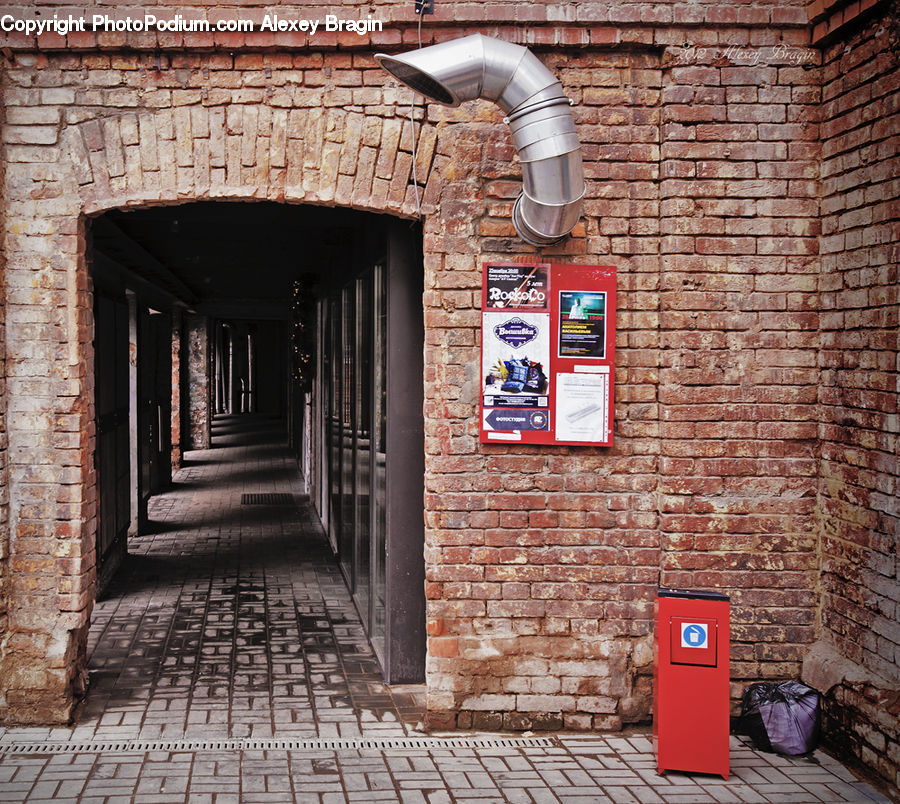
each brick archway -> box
[0,76,445,722]
[63,104,437,218]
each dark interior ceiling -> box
[90,201,374,315]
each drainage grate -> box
[241,493,295,506]
[0,736,557,756]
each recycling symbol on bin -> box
[681,623,708,649]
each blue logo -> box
[494,317,538,349]
[681,623,708,649]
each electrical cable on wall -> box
[408,2,428,219]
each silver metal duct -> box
[375,34,584,246]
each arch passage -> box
[0,53,440,722]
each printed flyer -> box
[481,311,551,411]
[558,291,607,358]
[555,370,611,442]
[484,263,550,310]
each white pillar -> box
[126,290,139,537]
[247,331,255,413]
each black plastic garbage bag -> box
[739,681,821,755]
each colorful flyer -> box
[484,263,550,310]
[559,291,607,358]
[482,311,551,409]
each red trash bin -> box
[653,588,730,780]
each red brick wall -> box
[0,82,8,714]
[423,50,665,731]
[0,103,94,721]
[808,0,888,45]
[423,38,825,729]
[0,0,812,54]
[170,311,183,468]
[658,42,823,702]
[0,44,440,721]
[0,7,893,790]
[817,14,900,789]
[186,315,210,451]
[0,29,824,728]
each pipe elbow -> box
[375,34,584,246]
[508,93,585,246]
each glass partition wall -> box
[371,262,387,652]
[320,265,388,663]
[308,216,423,683]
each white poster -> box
[555,370,610,442]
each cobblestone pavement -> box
[0,415,890,803]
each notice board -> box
[480,262,616,446]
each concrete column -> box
[186,314,210,450]
[214,322,224,415]
[170,309,183,470]
[247,331,255,413]
[127,291,139,537]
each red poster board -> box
[480,262,616,446]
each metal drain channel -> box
[0,736,558,756]
[241,493,296,505]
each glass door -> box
[339,286,355,580]
[316,258,402,672]
[305,217,423,682]
[354,274,373,627]
[315,300,329,535]
[371,262,387,655]
[327,298,341,554]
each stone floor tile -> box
[698,783,751,803]
[631,787,666,804]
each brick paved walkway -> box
[83,414,425,743]
[0,415,891,803]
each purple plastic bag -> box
[740,680,821,756]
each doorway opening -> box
[88,201,425,684]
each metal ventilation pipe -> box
[375,34,585,246]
